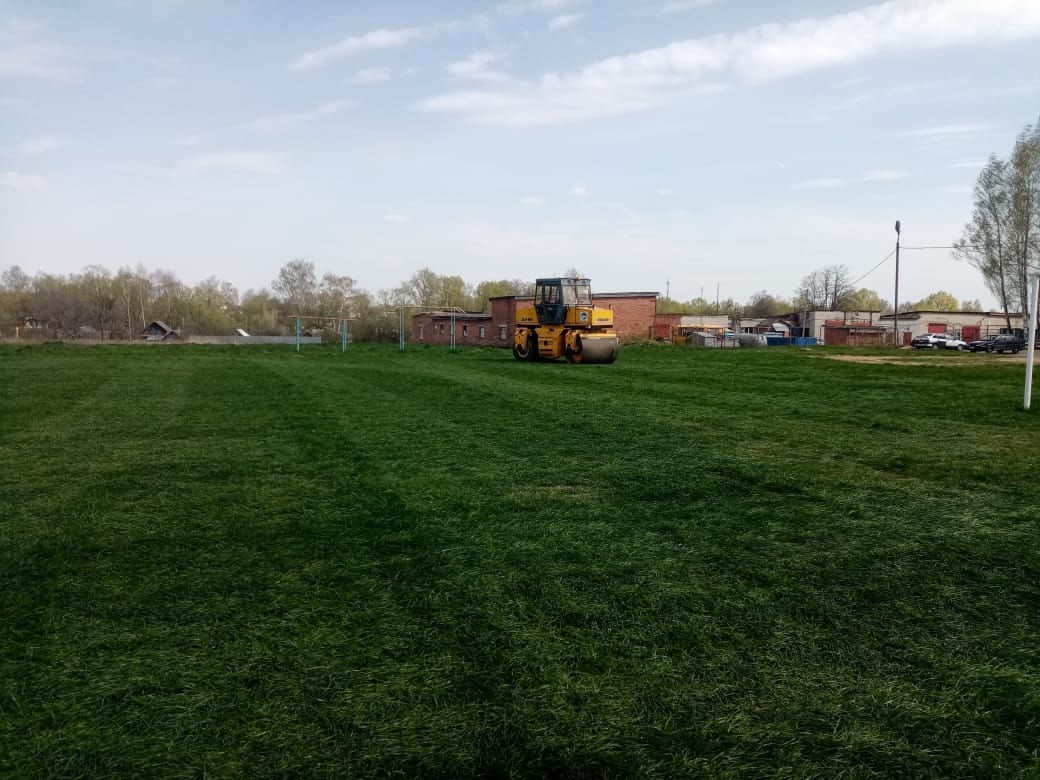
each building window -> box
[479,326,486,338]
[499,325,507,340]
[418,325,424,341]
[439,323,445,334]
[463,324,469,337]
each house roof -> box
[489,291,659,302]
[418,311,492,320]
[146,320,176,333]
[878,310,1023,320]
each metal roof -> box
[488,291,659,301]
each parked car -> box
[911,333,951,349]
[942,336,968,350]
[967,334,1025,353]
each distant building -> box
[141,321,179,341]
[412,311,496,347]
[878,310,1024,345]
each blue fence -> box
[764,337,818,347]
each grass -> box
[1,342,1039,777]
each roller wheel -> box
[567,335,619,364]
[513,331,538,361]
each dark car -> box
[967,334,1025,353]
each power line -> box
[901,245,967,250]
[903,241,1040,251]
[849,249,895,287]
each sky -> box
[2,0,1039,307]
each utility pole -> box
[716,282,720,314]
[893,220,901,347]
[666,278,670,299]
[1025,274,1039,410]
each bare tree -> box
[79,265,118,339]
[34,274,90,337]
[744,290,790,317]
[273,259,318,314]
[150,270,188,329]
[401,267,441,308]
[116,265,153,338]
[1008,121,1040,316]
[318,273,357,320]
[794,265,853,310]
[956,157,1015,330]
[956,120,1040,329]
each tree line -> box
[6,116,1038,342]
[1,257,982,342]
[0,261,537,341]
[658,266,979,318]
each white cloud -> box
[448,50,511,83]
[349,66,391,84]
[291,19,474,71]
[795,177,846,190]
[179,152,282,174]
[0,20,81,82]
[660,0,717,14]
[292,27,424,71]
[897,124,989,138]
[417,0,1040,126]
[243,100,350,131]
[940,184,973,194]
[548,13,584,30]
[520,195,544,205]
[1,170,47,190]
[656,187,675,195]
[794,170,911,189]
[860,169,911,181]
[383,213,408,223]
[572,185,588,197]
[499,0,581,14]
[10,136,60,155]
[950,159,987,168]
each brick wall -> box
[412,313,497,347]
[597,295,657,342]
[490,298,521,346]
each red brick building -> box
[412,311,497,347]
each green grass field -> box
[2,343,1039,777]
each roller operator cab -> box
[512,277,619,364]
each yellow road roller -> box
[513,277,619,364]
